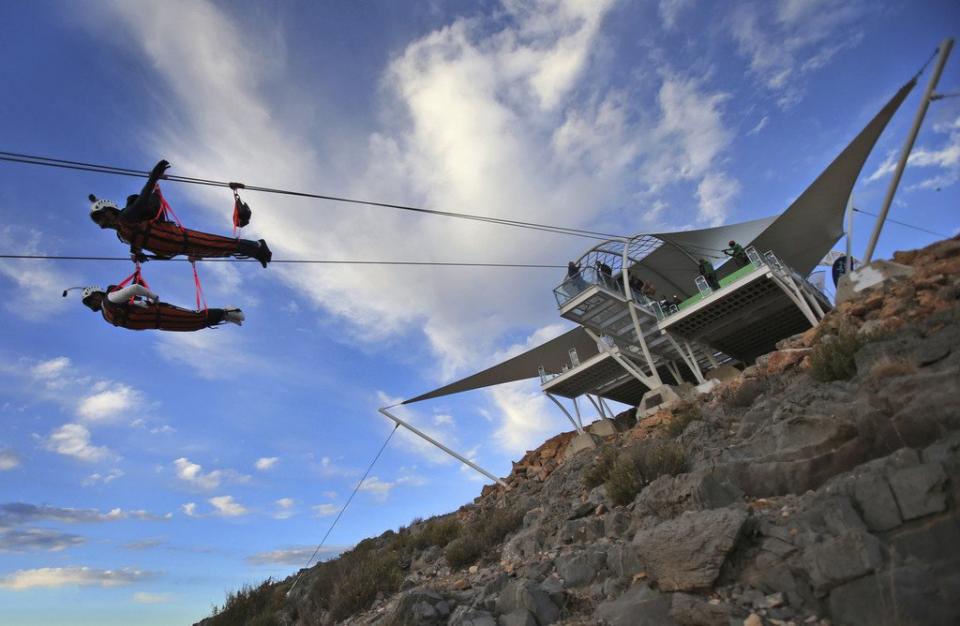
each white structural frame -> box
[379,406,508,487]
[864,37,954,263]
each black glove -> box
[151,160,171,179]
[132,251,150,263]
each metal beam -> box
[864,38,954,262]
[379,407,508,487]
[545,393,586,435]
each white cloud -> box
[273,498,295,520]
[696,172,742,227]
[155,331,256,380]
[181,502,197,517]
[30,357,71,379]
[866,132,960,190]
[254,457,278,471]
[0,227,78,319]
[42,424,111,463]
[209,495,247,517]
[0,448,21,471]
[490,383,560,455]
[247,545,345,565]
[358,472,426,501]
[359,476,394,500]
[311,503,340,517]
[0,567,151,590]
[0,528,85,552]
[432,414,454,426]
[728,0,866,108]
[82,469,124,487]
[77,384,140,423]
[658,0,693,29]
[747,115,769,136]
[0,502,168,525]
[133,592,172,604]
[173,457,249,491]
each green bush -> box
[414,516,461,550]
[208,579,283,626]
[666,403,701,438]
[328,549,404,621]
[444,507,523,569]
[605,457,644,505]
[582,446,619,489]
[445,535,483,568]
[810,329,863,382]
[598,441,689,506]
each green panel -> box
[672,263,759,313]
[719,262,758,287]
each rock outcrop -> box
[200,235,960,626]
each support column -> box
[586,394,606,419]
[621,238,663,387]
[584,328,657,389]
[683,341,706,384]
[770,274,819,326]
[545,393,586,435]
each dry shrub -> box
[413,515,461,550]
[810,329,863,382]
[666,403,701,438]
[596,441,689,506]
[444,506,523,569]
[582,446,619,489]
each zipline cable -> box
[286,424,399,597]
[852,207,953,239]
[0,253,565,268]
[0,151,621,242]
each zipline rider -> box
[88,159,272,267]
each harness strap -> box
[190,260,208,312]
[153,185,184,230]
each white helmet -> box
[81,286,104,301]
[89,198,119,217]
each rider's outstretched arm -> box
[123,160,170,222]
[106,284,159,304]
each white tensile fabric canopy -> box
[401,78,916,405]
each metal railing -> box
[554,266,622,307]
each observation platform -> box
[540,349,652,406]
[554,267,721,379]
[657,251,831,362]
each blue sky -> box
[0,1,957,624]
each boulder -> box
[888,462,947,521]
[802,530,883,592]
[669,593,731,626]
[634,471,743,519]
[595,584,674,626]
[555,549,607,588]
[495,580,559,626]
[632,506,748,591]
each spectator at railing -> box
[698,258,721,290]
[567,261,587,290]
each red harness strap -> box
[153,184,184,229]
[190,261,208,312]
[116,262,150,290]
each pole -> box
[845,194,853,274]
[863,38,954,263]
[378,406,508,487]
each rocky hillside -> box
[200,236,960,626]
